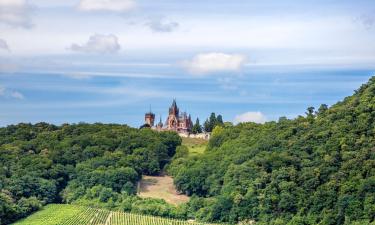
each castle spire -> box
[172,99,177,108]
[169,98,179,116]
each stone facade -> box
[178,132,211,140]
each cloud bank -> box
[78,0,136,12]
[234,111,267,124]
[0,0,33,28]
[69,34,121,54]
[356,13,375,30]
[183,53,246,75]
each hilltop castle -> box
[144,99,193,133]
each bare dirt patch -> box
[138,175,189,205]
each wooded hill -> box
[169,77,375,224]
[0,124,181,225]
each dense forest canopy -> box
[0,123,181,225]
[169,77,375,224]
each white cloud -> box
[78,0,136,12]
[182,53,246,75]
[146,18,179,33]
[69,34,121,54]
[0,0,33,28]
[234,111,267,124]
[0,39,9,51]
[0,86,24,99]
[10,91,24,99]
[356,13,375,30]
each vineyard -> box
[12,204,223,225]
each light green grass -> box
[12,204,222,225]
[187,145,206,155]
[181,137,207,156]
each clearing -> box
[181,137,208,155]
[138,175,189,205]
[137,138,207,205]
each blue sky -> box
[0,0,375,127]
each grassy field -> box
[181,137,208,155]
[138,175,189,205]
[12,204,222,225]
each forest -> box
[169,77,375,224]
[0,123,181,225]
[1,77,375,225]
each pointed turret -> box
[169,99,179,116]
[172,99,177,108]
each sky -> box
[0,0,375,127]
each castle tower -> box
[167,99,179,130]
[145,106,155,127]
[169,99,179,116]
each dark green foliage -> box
[192,118,203,134]
[169,77,375,224]
[0,123,181,224]
[203,113,224,132]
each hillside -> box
[12,204,222,225]
[168,77,375,224]
[0,124,182,225]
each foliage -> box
[192,118,203,134]
[203,113,224,132]
[0,123,181,224]
[169,77,375,224]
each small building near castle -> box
[144,99,193,134]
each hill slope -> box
[0,124,182,224]
[169,77,375,224]
[12,204,222,225]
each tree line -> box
[192,113,225,134]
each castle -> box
[144,99,193,133]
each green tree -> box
[203,119,211,132]
[216,115,224,126]
[192,118,203,134]
[305,106,315,123]
[203,113,224,132]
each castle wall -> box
[178,132,211,140]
